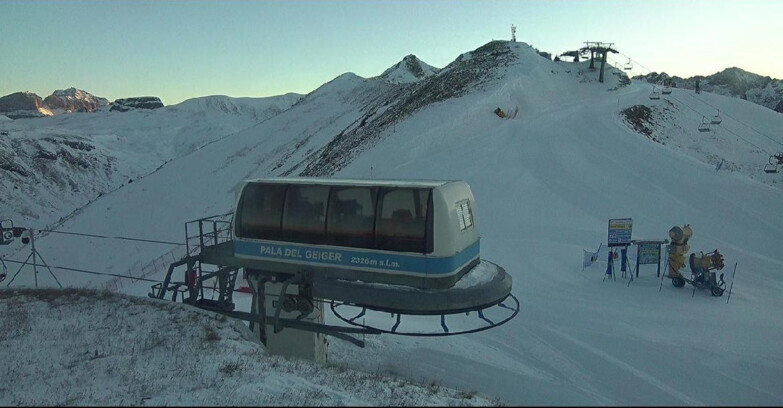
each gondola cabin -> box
[232,178,481,290]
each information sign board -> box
[608,218,633,247]
[638,243,660,264]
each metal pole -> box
[32,250,62,288]
[659,247,669,293]
[726,262,738,304]
[198,221,204,250]
[5,250,35,287]
[31,229,38,287]
[635,244,641,278]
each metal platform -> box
[151,214,519,347]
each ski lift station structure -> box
[150,178,519,362]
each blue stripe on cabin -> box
[233,239,480,276]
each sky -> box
[2,0,782,105]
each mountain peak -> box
[380,54,439,84]
[44,88,109,113]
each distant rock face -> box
[380,54,440,84]
[110,97,164,112]
[43,88,109,113]
[635,67,783,113]
[0,92,52,119]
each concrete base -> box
[247,274,328,363]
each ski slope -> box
[2,41,782,405]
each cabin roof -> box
[243,177,459,188]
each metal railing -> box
[185,212,234,257]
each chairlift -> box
[649,87,661,100]
[766,152,783,173]
[624,58,633,70]
[698,116,711,133]
[711,110,722,125]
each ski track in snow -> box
[543,325,702,406]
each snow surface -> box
[0,93,302,228]
[2,41,783,405]
[0,288,496,406]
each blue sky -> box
[2,0,781,105]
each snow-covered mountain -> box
[636,67,783,113]
[109,96,164,112]
[0,91,53,119]
[43,87,110,114]
[379,54,440,84]
[2,40,783,405]
[0,88,111,118]
[0,92,302,227]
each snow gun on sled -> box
[666,224,726,296]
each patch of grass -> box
[218,360,244,376]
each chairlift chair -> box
[698,116,711,133]
[649,88,661,100]
[624,58,633,70]
[766,153,783,173]
[662,86,672,95]
[711,110,722,125]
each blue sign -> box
[233,239,480,276]
[608,218,633,247]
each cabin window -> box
[237,183,287,240]
[282,185,329,244]
[376,188,430,253]
[456,199,473,231]
[326,187,378,248]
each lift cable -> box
[2,258,161,283]
[679,90,783,148]
[35,229,183,246]
[666,91,769,154]
[617,52,783,149]
[616,52,776,155]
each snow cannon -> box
[665,224,728,297]
[690,249,725,274]
[670,249,727,296]
[666,224,692,279]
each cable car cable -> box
[679,90,783,147]
[617,52,783,148]
[34,229,183,246]
[2,258,161,283]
